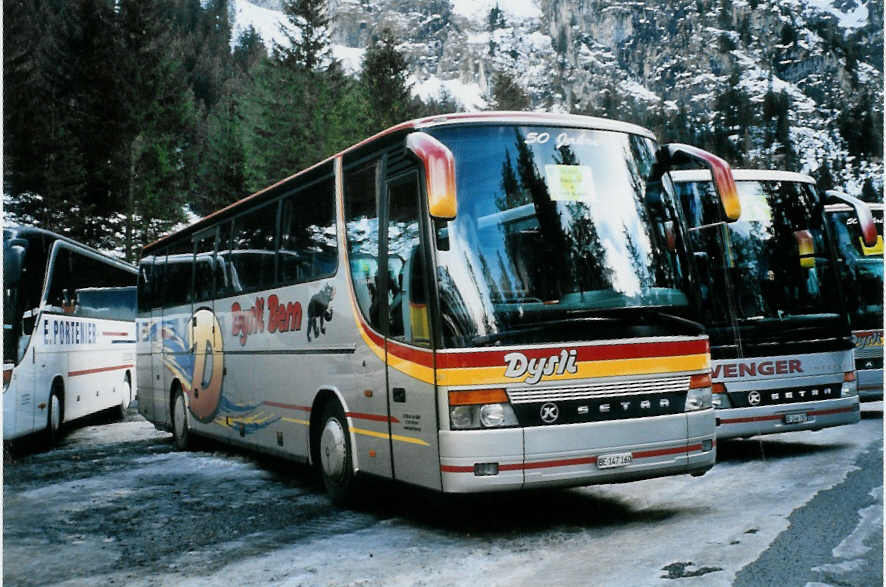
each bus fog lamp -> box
[841,382,857,397]
[474,462,499,476]
[685,387,712,411]
[479,403,518,428]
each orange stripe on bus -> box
[68,364,133,377]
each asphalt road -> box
[3,402,882,586]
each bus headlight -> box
[479,403,518,427]
[841,371,858,397]
[685,387,713,411]
[685,373,713,411]
[449,403,518,430]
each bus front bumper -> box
[714,395,860,440]
[857,368,883,401]
[438,410,716,493]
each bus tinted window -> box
[165,240,194,307]
[344,163,381,330]
[279,177,337,284]
[46,246,136,320]
[231,202,277,293]
[216,222,235,298]
[193,233,216,303]
[138,255,154,313]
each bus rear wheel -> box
[172,387,190,450]
[116,373,132,421]
[318,402,354,504]
[46,386,63,445]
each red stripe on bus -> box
[719,414,783,424]
[386,339,434,368]
[435,339,708,369]
[440,444,704,473]
[102,331,129,337]
[346,411,400,423]
[809,406,857,417]
[720,405,856,425]
[263,402,311,412]
[633,443,704,459]
[68,364,133,377]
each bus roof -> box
[670,169,816,185]
[142,112,657,255]
[3,224,136,272]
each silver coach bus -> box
[136,112,742,501]
[671,169,875,439]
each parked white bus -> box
[137,112,742,501]
[670,170,874,439]
[826,201,883,400]
[3,226,137,442]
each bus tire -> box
[116,372,132,421]
[172,386,190,450]
[318,401,354,504]
[46,384,63,445]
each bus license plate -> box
[597,452,633,469]
[784,413,808,425]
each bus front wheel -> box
[318,402,354,504]
[172,387,190,450]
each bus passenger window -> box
[231,202,277,293]
[279,176,337,284]
[344,163,381,331]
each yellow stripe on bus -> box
[282,417,310,426]
[351,426,430,447]
[436,353,710,387]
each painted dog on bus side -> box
[307,284,335,342]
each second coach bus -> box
[670,170,875,439]
[137,112,741,500]
[826,200,883,399]
[4,226,137,443]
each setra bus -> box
[136,112,742,500]
[826,200,883,400]
[3,226,138,442]
[670,169,875,439]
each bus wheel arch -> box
[309,389,355,504]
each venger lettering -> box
[504,350,578,384]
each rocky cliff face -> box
[237,0,883,194]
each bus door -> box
[382,171,441,490]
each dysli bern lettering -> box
[504,350,578,384]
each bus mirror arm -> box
[825,190,878,247]
[406,132,457,220]
[654,143,741,222]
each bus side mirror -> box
[826,190,877,247]
[656,143,741,222]
[406,132,457,220]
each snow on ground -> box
[33,404,878,586]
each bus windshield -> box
[828,206,884,329]
[678,179,845,345]
[428,125,696,348]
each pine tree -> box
[361,28,417,131]
[488,71,530,111]
[275,0,333,72]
